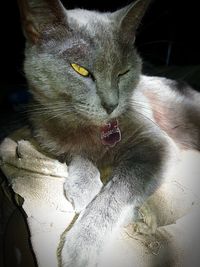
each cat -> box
[17,0,200,266]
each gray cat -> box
[17,0,200,266]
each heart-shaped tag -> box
[100,119,121,147]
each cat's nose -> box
[102,103,118,114]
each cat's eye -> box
[71,63,90,77]
[118,69,130,78]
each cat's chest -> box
[36,121,110,160]
[35,114,146,162]
[65,128,109,160]
[61,121,137,156]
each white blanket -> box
[1,127,200,267]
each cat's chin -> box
[85,110,125,128]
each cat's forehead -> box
[67,9,119,49]
[59,9,124,64]
[67,9,112,31]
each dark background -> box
[0,2,199,266]
[1,0,199,85]
[0,0,200,137]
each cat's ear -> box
[17,0,68,44]
[113,0,151,43]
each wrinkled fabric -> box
[1,127,200,267]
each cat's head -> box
[18,0,151,127]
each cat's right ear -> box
[112,0,151,43]
[17,0,68,44]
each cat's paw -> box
[61,224,99,267]
[64,156,103,213]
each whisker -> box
[129,100,166,116]
[125,105,171,141]
[138,40,172,47]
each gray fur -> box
[16,0,183,266]
[64,156,102,213]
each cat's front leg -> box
[64,156,103,213]
[61,142,168,267]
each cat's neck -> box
[30,100,146,162]
[30,112,109,160]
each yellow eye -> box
[71,63,90,77]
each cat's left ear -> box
[112,0,151,43]
[17,0,68,44]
